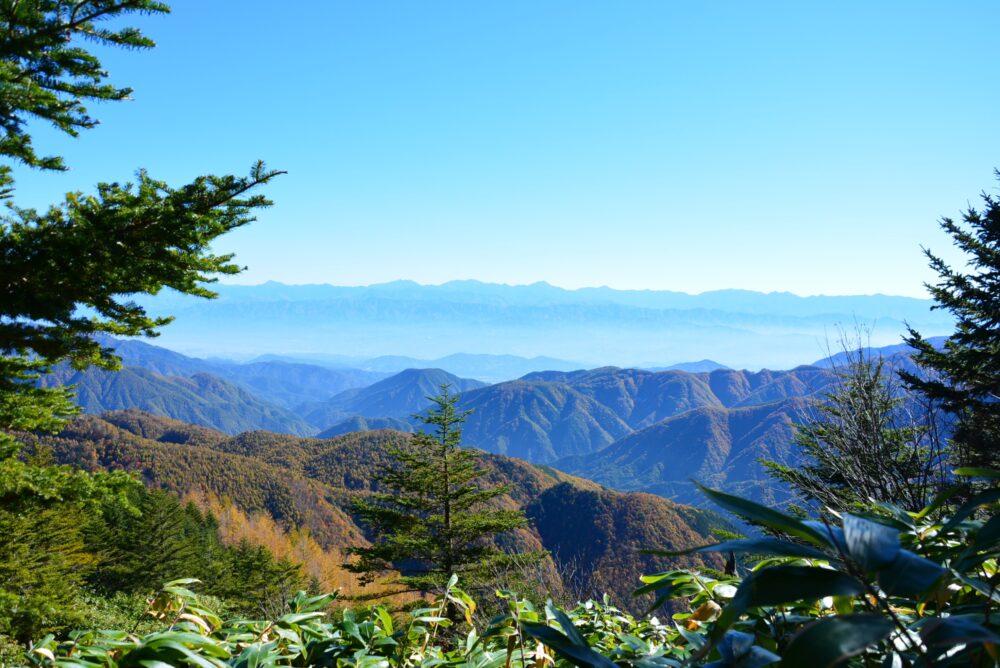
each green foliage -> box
[639,473,1000,667]
[0,0,282,440]
[0,0,167,173]
[0,448,137,642]
[765,346,949,514]
[36,410,722,613]
[902,172,1000,468]
[10,472,999,666]
[20,577,698,668]
[0,473,309,645]
[0,2,294,642]
[347,385,546,596]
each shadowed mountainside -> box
[554,398,816,505]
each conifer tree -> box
[0,1,282,450]
[347,385,544,596]
[901,173,1000,468]
[0,1,282,642]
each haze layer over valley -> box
[133,280,952,370]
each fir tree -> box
[346,385,544,597]
[901,173,1000,468]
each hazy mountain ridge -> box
[93,335,389,408]
[146,280,941,318]
[133,282,952,368]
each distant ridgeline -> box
[38,335,943,507]
[132,281,952,370]
[32,410,726,610]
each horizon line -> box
[214,277,933,301]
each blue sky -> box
[12,1,1000,297]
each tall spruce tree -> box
[346,385,544,596]
[901,173,1000,468]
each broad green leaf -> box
[782,614,893,668]
[548,603,588,647]
[942,488,1000,531]
[375,607,394,635]
[520,621,618,668]
[715,566,865,637]
[695,481,831,547]
[674,624,706,650]
[803,521,847,555]
[277,612,326,626]
[163,578,202,587]
[919,616,1000,660]
[633,571,700,597]
[877,549,946,595]
[842,514,900,571]
[643,537,831,560]
[163,586,200,599]
[713,631,780,668]
[953,467,1000,479]
[870,501,917,528]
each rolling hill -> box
[317,416,415,438]
[38,365,318,436]
[456,380,633,462]
[33,410,725,609]
[300,368,487,429]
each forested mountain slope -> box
[33,410,723,609]
[94,335,388,408]
[38,365,318,436]
[555,398,816,505]
[451,366,835,464]
[299,368,487,428]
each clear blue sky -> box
[12,1,1000,297]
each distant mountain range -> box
[249,352,584,384]
[556,397,815,505]
[131,281,953,369]
[654,360,731,373]
[38,335,937,508]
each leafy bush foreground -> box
[12,471,998,668]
